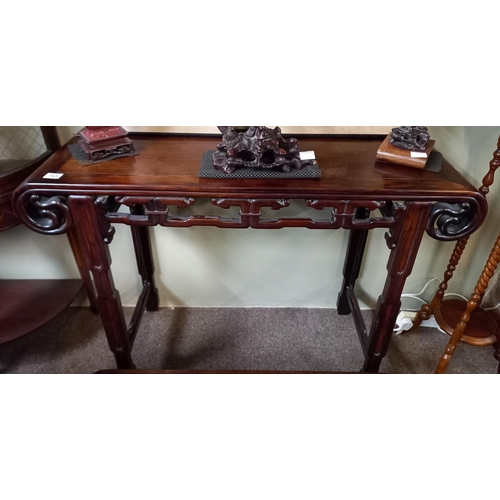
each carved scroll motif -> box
[15,192,484,245]
[105,197,407,241]
[383,202,407,249]
[16,192,73,235]
[426,200,482,241]
[95,196,119,244]
[111,196,196,226]
[88,144,133,162]
[305,200,397,231]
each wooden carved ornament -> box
[212,126,313,174]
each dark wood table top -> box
[17,134,483,204]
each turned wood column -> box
[411,136,500,334]
[436,232,500,373]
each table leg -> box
[130,206,159,311]
[363,202,432,373]
[337,208,370,315]
[67,226,98,314]
[68,195,135,369]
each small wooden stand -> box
[409,135,500,373]
[435,231,500,373]
[376,135,435,169]
[78,126,134,163]
[434,298,497,346]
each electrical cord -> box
[400,277,441,300]
[483,302,500,311]
[393,277,500,332]
[400,278,468,309]
[394,278,480,333]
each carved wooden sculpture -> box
[390,126,430,151]
[377,126,435,170]
[213,126,312,174]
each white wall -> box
[1,126,499,309]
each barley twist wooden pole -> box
[435,232,500,373]
[411,136,500,331]
[412,237,469,328]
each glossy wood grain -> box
[21,134,482,204]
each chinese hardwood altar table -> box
[13,134,488,372]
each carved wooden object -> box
[376,135,435,170]
[12,134,488,372]
[433,299,497,346]
[390,126,430,152]
[213,126,312,174]
[78,126,134,163]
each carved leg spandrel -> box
[435,231,500,374]
[364,202,432,373]
[68,195,134,370]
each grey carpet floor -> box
[0,307,497,374]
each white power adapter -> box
[394,311,417,335]
[393,310,446,335]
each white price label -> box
[43,173,64,179]
[299,151,316,161]
[410,152,428,158]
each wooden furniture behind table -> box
[435,231,500,373]
[411,136,500,373]
[12,133,489,372]
[0,127,82,344]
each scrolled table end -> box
[14,192,73,235]
[426,199,484,241]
